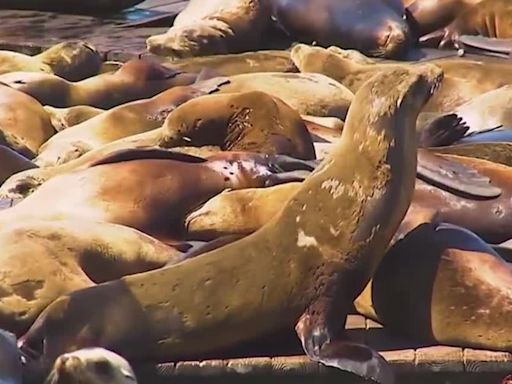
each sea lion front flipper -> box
[88,147,207,167]
[270,154,321,172]
[417,149,502,198]
[296,299,394,384]
[458,35,512,57]
[418,113,469,147]
[193,75,231,94]
[266,170,312,186]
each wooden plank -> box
[270,356,320,375]
[463,348,512,372]
[415,346,464,373]
[227,357,273,375]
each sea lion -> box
[0,219,186,336]
[44,105,105,132]
[1,149,314,244]
[290,44,512,112]
[0,329,22,384]
[0,146,37,186]
[0,41,102,81]
[436,0,512,48]
[34,77,229,167]
[146,0,271,58]
[45,348,137,384]
[17,65,441,384]
[216,72,354,119]
[354,222,512,352]
[0,59,197,109]
[434,142,512,166]
[269,0,412,58]
[0,85,55,155]
[166,50,297,75]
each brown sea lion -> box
[166,50,297,75]
[146,0,271,58]
[0,59,197,109]
[34,78,229,167]
[0,85,55,155]
[44,105,105,132]
[45,348,137,384]
[0,329,22,384]
[216,72,354,119]
[269,0,412,58]
[405,0,484,37]
[0,219,184,336]
[434,142,512,166]
[354,222,512,352]
[0,146,37,186]
[17,66,441,384]
[1,149,313,243]
[0,41,102,81]
[291,44,512,112]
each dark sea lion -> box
[34,78,229,167]
[45,347,137,384]
[17,66,441,384]
[405,0,484,37]
[434,142,512,166]
[0,59,197,109]
[0,329,22,384]
[0,219,183,336]
[216,72,354,119]
[1,149,312,243]
[0,85,55,155]
[354,222,512,352]
[269,0,411,58]
[44,105,105,132]
[146,0,271,58]
[291,44,512,112]
[166,50,297,75]
[0,146,37,185]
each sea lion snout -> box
[377,20,411,57]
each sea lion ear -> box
[416,148,502,198]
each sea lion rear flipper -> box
[89,147,207,167]
[417,148,502,198]
[418,113,469,147]
[296,298,394,384]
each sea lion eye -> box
[93,360,113,376]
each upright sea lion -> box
[1,150,313,243]
[0,85,55,155]
[0,329,22,384]
[34,78,229,167]
[45,348,137,384]
[0,146,37,186]
[44,105,105,132]
[269,0,411,58]
[354,222,512,352]
[17,66,441,384]
[0,219,185,336]
[0,41,102,81]
[216,72,354,119]
[166,50,297,75]
[0,59,197,109]
[146,0,271,58]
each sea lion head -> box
[45,348,137,384]
[370,18,411,58]
[39,41,103,81]
[35,140,93,168]
[0,329,22,384]
[146,20,231,59]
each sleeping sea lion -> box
[45,348,137,384]
[0,85,55,155]
[0,41,102,81]
[354,222,512,352]
[269,0,412,58]
[17,65,442,384]
[44,105,105,132]
[0,59,197,108]
[146,0,271,58]
[216,72,354,119]
[0,150,314,243]
[0,146,37,186]
[34,77,229,167]
[0,219,185,336]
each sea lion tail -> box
[418,113,469,147]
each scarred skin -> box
[0,59,197,109]
[18,65,441,384]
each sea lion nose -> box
[56,354,81,372]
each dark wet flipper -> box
[89,147,207,167]
[270,154,321,172]
[417,148,502,198]
[266,170,311,186]
[418,113,469,147]
[458,35,512,58]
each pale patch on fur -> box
[297,229,318,248]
